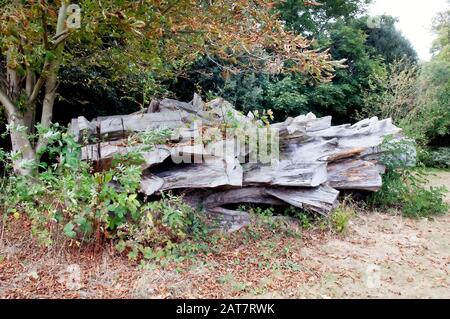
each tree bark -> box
[0,2,69,175]
[36,2,68,154]
[0,89,35,175]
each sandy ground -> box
[293,170,450,298]
[0,172,449,299]
[293,212,450,298]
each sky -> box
[368,0,449,61]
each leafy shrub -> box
[283,206,316,229]
[0,125,208,259]
[420,147,450,168]
[371,170,448,218]
[331,204,355,234]
[369,137,449,218]
[116,192,208,261]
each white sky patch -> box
[369,0,449,61]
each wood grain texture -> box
[71,95,414,226]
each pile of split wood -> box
[70,94,414,231]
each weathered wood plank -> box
[155,157,243,190]
[266,185,339,216]
[203,185,339,215]
[203,187,285,209]
[243,161,327,187]
[140,174,165,196]
[327,159,385,191]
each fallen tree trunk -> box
[203,185,339,215]
[70,94,415,231]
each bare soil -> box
[0,172,449,299]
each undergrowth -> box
[239,201,355,236]
[369,136,449,218]
[0,125,212,263]
[420,147,450,169]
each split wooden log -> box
[152,157,243,191]
[265,185,339,215]
[327,159,385,191]
[71,112,188,142]
[203,185,339,216]
[80,141,172,169]
[140,174,165,196]
[243,161,327,187]
[71,94,415,228]
[203,187,286,209]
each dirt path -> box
[293,212,450,298]
[1,173,449,299]
[289,171,450,298]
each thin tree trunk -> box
[0,2,69,176]
[9,115,36,175]
[35,2,68,153]
[0,90,36,175]
[23,71,37,135]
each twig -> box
[0,214,6,250]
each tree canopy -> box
[170,1,417,122]
[0,0,342,175]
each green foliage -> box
[369,138,449,218]
[263,76,309,119]
[370,170,448,218]
[0,125,210,260]
[54,66,165,126]
[362,15,418,64]
[391,58,450,149]
[421,147,450,169]
[321,19,389,121]
[279,0,370,35]
[413,60,450,145]
[330,204,355,233]
[369,10,450,150]
[177,11,416,124]
[1,127,140,243]
[283,206,316,229]
[116,192,209,263]
[240,202,357,235]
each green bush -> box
[369,138,449,218]
[116,192,208,262]
[420,147,450,169]
[0,125,207,259]
[331,204,355,233]
[370,170,448,218]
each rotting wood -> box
[70,94,415,231]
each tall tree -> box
[414,7,450,145]
[361,15,418,64]
[0,0,342,176]
[278,0,371,35]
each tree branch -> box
[35,1,69,153]
[0,87,19,118]
[27,30,70,105]
[27,60,50,105]
[41,2,50,50]
[51,30,70,49]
